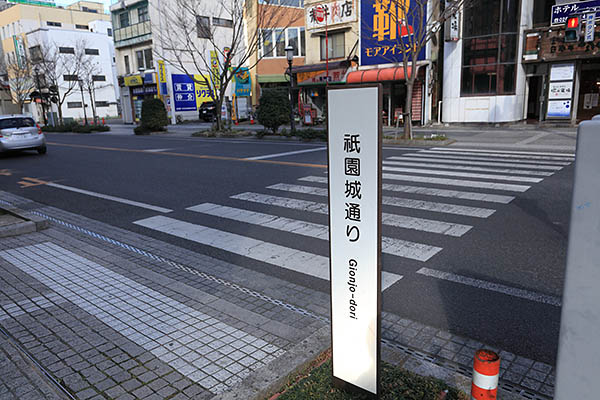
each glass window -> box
[287,28,299,56]
[76,24,89,30]
[124,55,130,74]
[461,0,519,96]
[136,50,144,71]
[0,118,18,129]
[92,75,106,81]
[320,32,344,60]
[67,102,82,108]
[119,12,129,28]
[144,48,153,69]
[59,47,75,54]
[197,15,211,38]
[107,28,113,37]
[275,29,286,57]
[85,48,100,55]
[262,29,273,57]
[532,0,553,27]
[46,21,62,27]
[300,28,305,57]
[213,17,233,27]
[138,6,149,22]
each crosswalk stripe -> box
[382,160,553,176]
[187,203,442,261]
[230,192,472,237]
[134,215,404,289]
[387,156,564,171]
[419,149,573,162]
[403,153,571,166]
[383,166,543,183]
[382,173,531,192]
[299,176,515,204]
[431,147,575,158]
[416,267,561,306]
[268,183,495,218]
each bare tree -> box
[79,55,106,124]
[152,0,300,130]
[5,58,35,113]
[362,0,473,138]
[35,40,86,124]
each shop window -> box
[461,0,519,96]
[320,32,344,60]
[197,16,211,38]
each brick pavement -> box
[0,191,555,399]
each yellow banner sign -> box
[194,74,213,107]
[157,60,167,84]
[210,50,221,91]
[124,75,143,86]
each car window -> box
[0,118,19,129]
[0,118,35,129]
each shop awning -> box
[292,60,351,74]
[257,74,287,83]
[346,67,413,83]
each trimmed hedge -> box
[257,88,290,134]
[42,123,111,133]
[139,98,168,132]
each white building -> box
[110,0,235,123]
[27,21,119,121]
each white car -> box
[0,115,46,154]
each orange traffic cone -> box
[250,114,255,125]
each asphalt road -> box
[0,132,574,365]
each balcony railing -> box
[114,21,151,46]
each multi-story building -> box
[0,0,119,121]
[110,0,236,123]
[441,0,598,125]
[295,0,434,125]
[245,0,306,108]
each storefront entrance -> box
[577,61,600,122]
[527,75,544,122]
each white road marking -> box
[387,156,564,171]
[419,149,573,162]
[0,243,283,393]
[382,166,543,183]
[434,147,575,157]
[134,216,405,285]
[143,148,173,152]
[230,192,472,237]
[416,267,561,307]
[244,147,326,160]
[403,153,572,166]
[45,182,172,213]
[268,183,495,218]
[298,176,515,204]
[187,203,442,261]
[382,173,531,192]
[382,160,553,176]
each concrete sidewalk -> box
[0,192,554,400]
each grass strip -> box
[269,352,468,400]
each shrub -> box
[297,128,327,141]
[140,98,169,132]
[42,122,78,132]
[257,88,290,134]
[72,125,93,133]
[134,126,150,135]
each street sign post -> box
[555,120,600,399]
[327,85,382,397]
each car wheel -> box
[37,146,47,155]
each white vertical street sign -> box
[585,13,595,42]
[555,120,600,399]
[327,85,382,396]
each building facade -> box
[0,0,118,121]
[110,0,236,124]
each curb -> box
[382,138,456,146]
[213,326,331,400]
[0,206,48,237]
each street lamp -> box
[33,65,47,125]
[78,79,88,125]
[285,45,295,132]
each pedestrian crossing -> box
[133,147,573,301]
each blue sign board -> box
[172,74,196,112]
[551,0,600,25]
[234,67,251,97]
[360,0,427,66]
